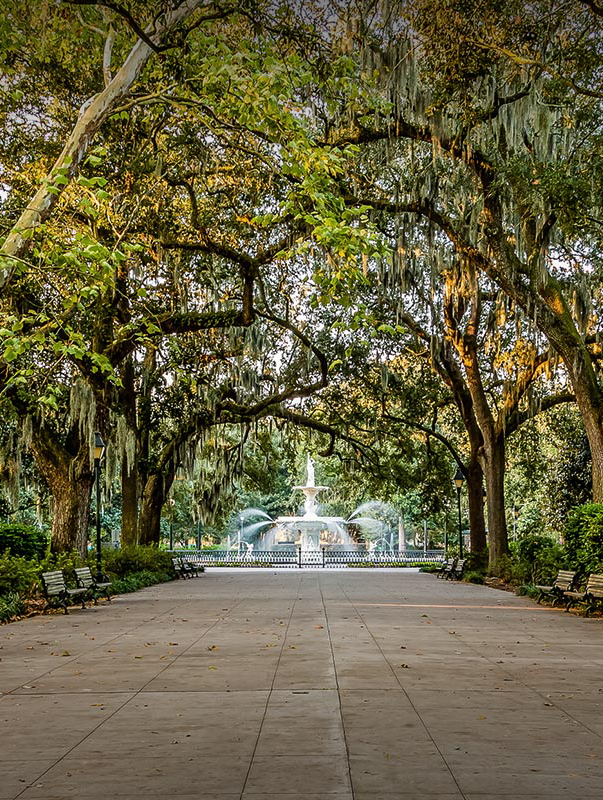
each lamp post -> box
[453,467,464,559]
[93,432,106,582]
[168,498,175,550]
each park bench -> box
[172,557,189,579]
[450,558,466,580]
[184,559,204,577]
[172,557,203,578]
[75,567,112,604]
[563,573,603,616]
[535,569,577,605]
[41,570,87,614]
[436,558,456,579]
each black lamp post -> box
[93,432,106,582]
[168,498,175,550]
[453,467,464,559]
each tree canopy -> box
[1,1,602,573]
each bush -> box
[463,571,485,584]
[109,570,173,594]
[0,591,26,623]
[100,546,174,578]
[0,553,42,595]
[498,535,564,585]
[516,584,542,599]
[0,523,48,559]
[564,504,603,573]
[517,534,564,583]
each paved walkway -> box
[1,569,602,799]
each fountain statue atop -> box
[293,454,329,520]
[306,455,315,486]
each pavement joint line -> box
[11,583,250,800]
[239,572,303,800]
[336,577,470,800]
[405,587,603,744]
[352,603,565,610]
[318,571,355,800]
[2,590,199,698]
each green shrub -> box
[0,591,26,622]
[109,570,173,594]
[564,504,603,573]
[100,546,174,578]
[516,584,541,599]
[0,523,48,559]
[498,535,563,585]
[463,570,485,584]
[0,553,42,595]
[517,534,564,583]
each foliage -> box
[497,535,564,585]
[516,584,542,599]
[108,570,172,594]
[0,522,49,559]
[98,546,174,579]
[0,591,25,623]
[0,553,41,595]
[564,504,603,573]
[463,571,485,584]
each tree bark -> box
[29,424,93,556]
[138,473,164,546]
[119,355,139,545]
[480,434,508,573]
[121,458,138,546]
[466,454,488,565]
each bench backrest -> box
[41,571,67,597]
[455,559,466,571]
[75,567,94,588]
[586,573,603,593]
[553,570,576,591]
[443,558,456,569]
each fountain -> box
[272,455,350,550]
[235,456,391,551]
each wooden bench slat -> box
[564,573,603,615]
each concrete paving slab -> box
[2,570,603,798]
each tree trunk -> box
[561,353,603,501]
[50,472,95,556]
[119,355,139,545]
[466,455,488,566]
[481,434,509,574]
[138,473,164,546]
[121,456,138,546]
[29,424,93,556]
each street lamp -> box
[453,467,464,559]
[168,498,176,550]
[170,470,187,549]
[93,432,106,582]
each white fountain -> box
[264,455,349,550]
[236,457,393,551]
